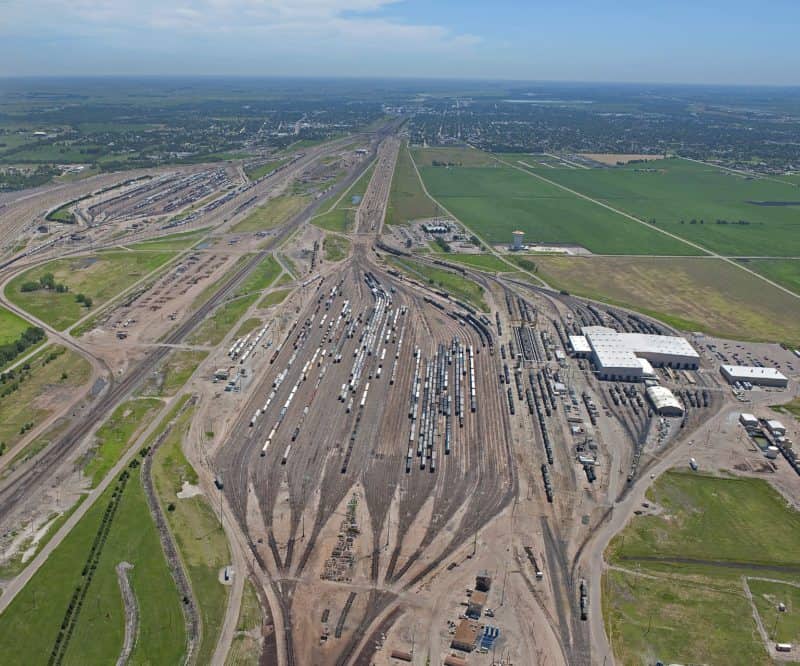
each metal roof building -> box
[569,335,592,356]
[646,386,684,416]
[720,365,789,388]
[581,326,700,381]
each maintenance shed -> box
[646,385,684,417]
[720,365,789,388]
[739,413,759,428]
[451,620,481,652]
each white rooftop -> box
[569,335,592,354]
[646,386,684,413]
[721,365,788,382]
[582,326,699,371]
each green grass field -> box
[411,146,497,167]
[0,464,186,665]
[748,579,800,646]
[235,254,282,297]
[417,164,699,255]
[7,250,175,330]
[235,317,262,338]
[225,580,263,666]
[0,304,32,346]
[259,288,291,308]
[742,258,800,296]
[232,194,309,233]
[604,568,768,666]
[313,159,375,233]
[312,207,354,233]
[83,398,162,487]
[512,158,800,257]
[245,157,289,181]
[431,252,510,273]
[535,256,800,346]
[386,143,439,225]
[604,471,800,665]
[150,350,207,397]
[323,235,351,262]
[0,345,91,463]
[189,294,259,346]
[127,228,207,252]
[773,397,800,419]
[152,405,230,666]
[389,256,487,311]
[608,472,800,567]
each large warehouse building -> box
[720,365,789,388]
[572,326,700,381]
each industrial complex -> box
[0,95,798,666]
[571,326,700,381]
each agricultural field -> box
[323,234,351,262]
[232,193,310,233]
[6,250,175,330]
[152,405,230,666]
[534,256,800,346]
[0,463,186,665]
[512,158,800,257]
[388,256,487,311]
[0,345,91,462]
[741,258,800,296]
[385,142,439,225]
[416,164,698,255]
[604,471,800,666]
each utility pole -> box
[500,562,508,606]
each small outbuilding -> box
[766,420,786,436]
[646,386,684,417]
[739,413,759,428]
[451,620,481,652]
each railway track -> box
[0,126,394,527]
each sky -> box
[2,0,798,85]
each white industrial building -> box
[646,386,684,416]
[720,364,789,388]
[766,420,786,436]
[573,326,700,381]
[739,413,759,429]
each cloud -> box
[2,0,479,50]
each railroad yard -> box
[0,118,798,666]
